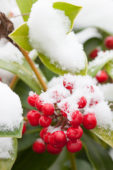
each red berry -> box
[43,132,51,143]
[89,48,99,59]
[35,98,43,111]
[22,123,26,135]
[47,144,62,154]
[27,94,38,107]
[83,113,97,130]
[40,128,48,139]
[67,127,83,141]
[39,116,52,127]
[51,131,67,148]
[27,110,40,126]
[78,96,87,109]
[66,140,82,153]
[71,110,83,127]
[42,103,54,116]
[61,110,67,118]
[32,139,45,153]
[104,36,113,49]
[63,80,73,90]
[96,70,108,83]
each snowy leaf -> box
[28,0,87,75]
[53,2,82,32]
[0,138,17,170]
[92,127,113,148]
[16,0,37,21]
[9,23,32,51]
[0,82,23,138]
[88,50,113,76]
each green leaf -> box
[92,127,113,148]
[9,23,32,51]
[0,138,17,170]
[53,2,82,32]
[12,148,58,170]
[0,58,42,93]
[105,61,113,79]
[82,133,113,170]
[16,0,37,21]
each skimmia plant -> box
[1,0,113,170]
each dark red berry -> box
[96,70,108,83]
[35,98,43,111]
[39,116,52,127]
[61,110,67,118]
[66,140,82,153]
[47,144,62,154]
[71,110,83,127]
[42,103,54,116]
[27,94,38,107]
[104,36,113,49]
[63,80,73,90]
[27,110,40,126]
[83,113,97,130]
[78,96,87,109]
[67,127,83,141]
[32,139,45,153]
[89,48,99,59]
[22,123,26,135]
[40,128,48,139]
[51,131,67,148]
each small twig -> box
[68,152,77,170]
[9,75,19,89]
[19,47,47,91]
[9,13,30,18]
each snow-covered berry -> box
[63,80,73,90]
[27,94,38,107]
[32,139,46,153]
[83,113,97,130]
[35,98,43,111]
[78,96,87,109]
[27,110,40,126]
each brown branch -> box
[9,75,19,89]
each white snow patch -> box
[0,137,13,159]
[99,84,113,102]
[28,0,86,73]
[0,82,23,131]
[0,39,24,64]
[76,28,102,44]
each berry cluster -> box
[89,36,113,84]
[23,75,99,155]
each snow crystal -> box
[28,0,86,73]
[88,50,113,74]
[0,82,23,131]
[0,137,13,159]
[48,126,61,133]
[99,84,113,102]
[76,28,102,44]
[41,74,113,130]
[0,39,24,64]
